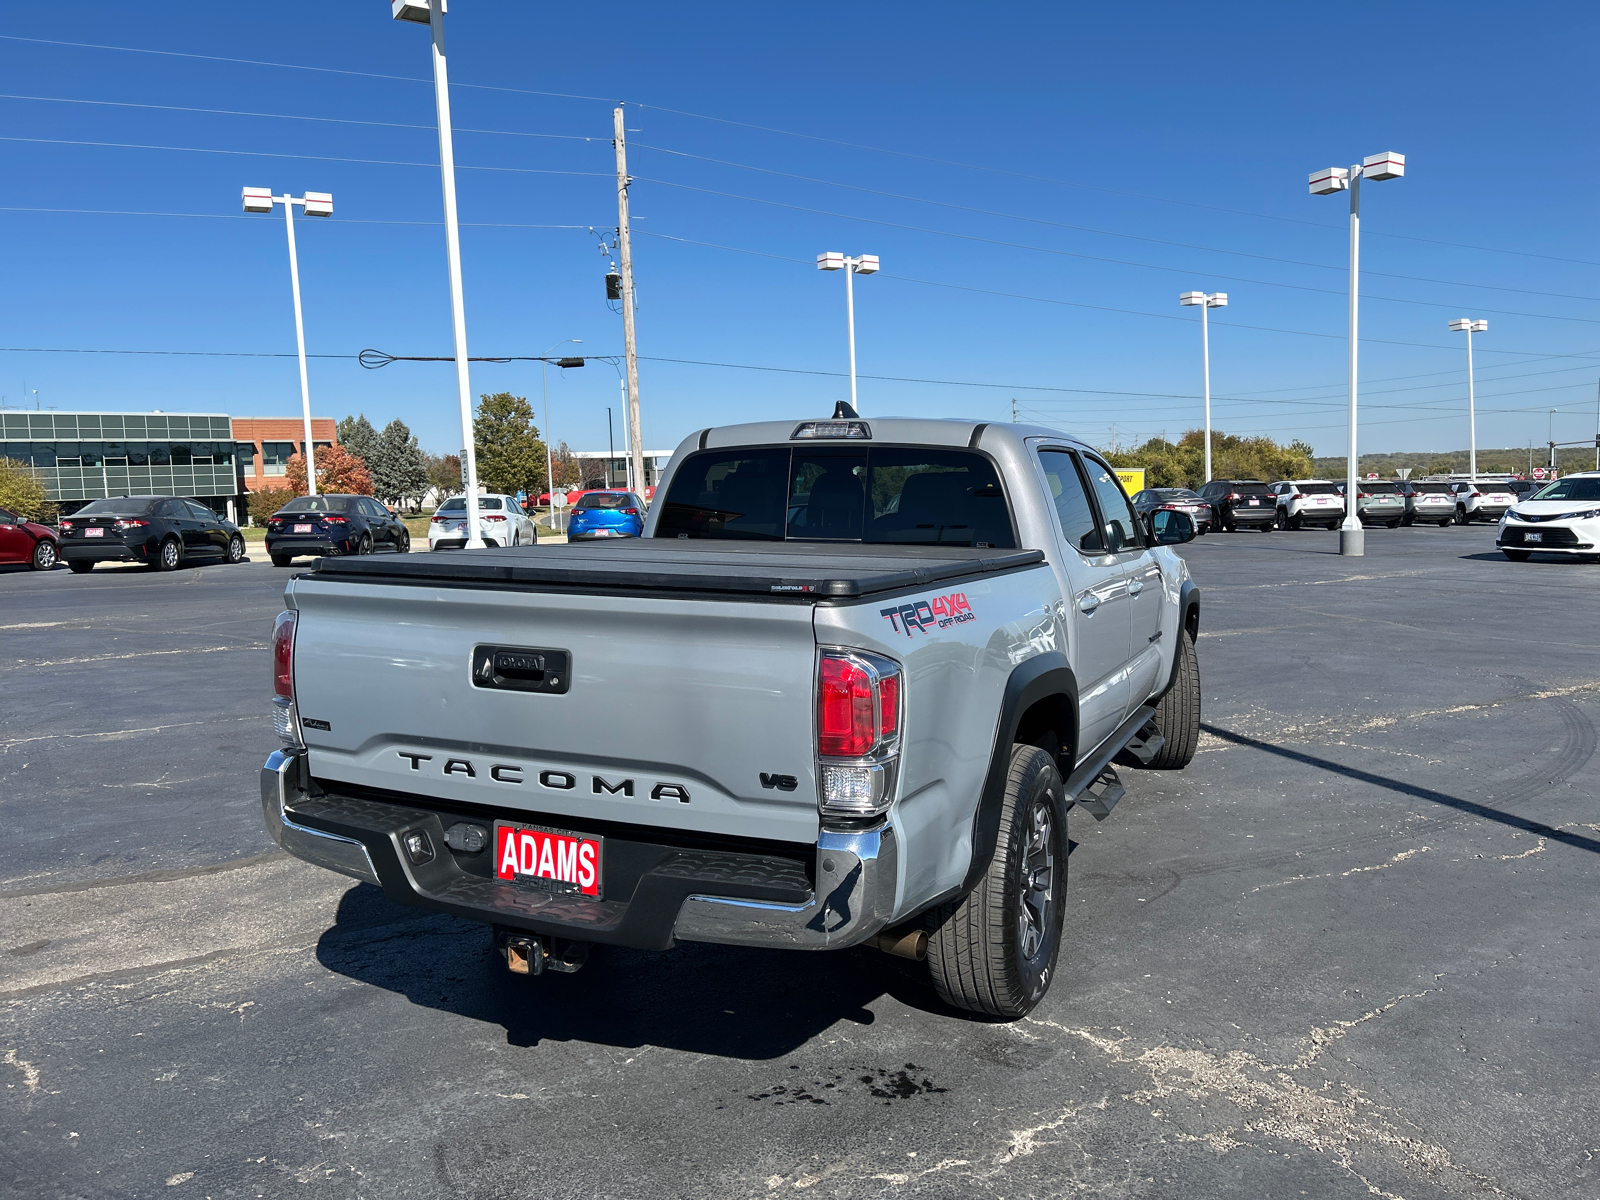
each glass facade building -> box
[0,411,239,508]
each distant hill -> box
[1313,447,1597,478]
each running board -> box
[1121,721,1166,766]
[1064,705,1155,822]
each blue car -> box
[566,490,646,540]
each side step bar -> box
[1064,705,1156,822]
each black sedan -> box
[1198,479,1276,531]
[265,494,410,567]
[1130,488,1212,535]
[57,496,245,573]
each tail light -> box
[322,516,347,525]
[817,650,901,818]
[621,507,639,516]
[271,610,302,746]
[113,519,149,529]
[430,515,447,523]
[484,514,507,522]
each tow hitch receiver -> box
[494,927,590,976]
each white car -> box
[427,494,538,550]
[1451,479,1516,524]
[1268,479,1344,530]
[1497,472,1600,561]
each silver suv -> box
[1452,480,1516,525]
[1269,479,1344,530]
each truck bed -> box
[308,539,1046,599]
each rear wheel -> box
[1385,520,1401,529]
[1439,519,1451,527]
[1502,549,1531,562]
[226,535,246,563]
[154,537,181,571]
[1401,514,1414,527]
[1455,507,1470,525]
[30,539,57,570]
[270,554,292,568]
[68,559,94,574]
[926,745,1066,1020]
[1143,629,1200,769]
[397,531,410,553]
[358,534,373,555]
[1288,512,1302,531]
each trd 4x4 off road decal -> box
[880,592,975,637]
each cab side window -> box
[1082,457,1144,552]
[1037,450,1104,554]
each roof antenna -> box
[832,400,859,419]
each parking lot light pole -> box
[541,339,581,533]
[817,253,879,414]
[243,187,332,495]
[1179,291,1227,483]
[1449,319,1488,479]
[393,0,483,546]
[1309,152,1406,557]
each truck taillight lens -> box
[817,650,901,819]
[272,610,302,746]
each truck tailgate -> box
[289,578,821,844]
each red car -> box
[0,506,60,570]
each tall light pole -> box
[541,339,581,532]
[1309,152,1406,557]
[817,252,879,414]
[1449,319,1487,479]
[393,0,483,546]
[243,187,331,494]
[1179,291,1228,482]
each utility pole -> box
[1011,399,1018,423]
[613,107,645,501]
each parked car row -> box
[1132,477,1525,534]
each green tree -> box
[370,418,429,508]
[422,452,461,503]
[337,414,379,467]
[1104,429,1314,489]
[472,392,547,497]
[0,458,55,522]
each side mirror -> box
[1148,509,1195,545]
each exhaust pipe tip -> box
[870,927,928,961]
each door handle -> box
[1127,578,1144,596]
[1078,593,1101,614]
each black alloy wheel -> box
[31,539,57,570]
[358,534,374,555]
[1455,507,1469,525]
[227,535,246,563]
[270,554,292,568]
[155,538,181,571]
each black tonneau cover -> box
[309,539,1045,600]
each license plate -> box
[84,526,104,537]
[1247,499,1259,506]
[1525,532,1542,543]
[495,823,602,898]
[294,523,313,534]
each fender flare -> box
[1160,579,1201,696]
[959,651,1079,896]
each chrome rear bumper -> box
[261,750,380,884]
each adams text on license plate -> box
[495,823,602,897]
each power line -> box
[0,204,586,229]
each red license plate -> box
[84,527,104,537]
[293,523,313,533]
[495,823,602,898]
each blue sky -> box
[3,2,1599,460]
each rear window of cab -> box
[655,446,1016,548]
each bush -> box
[243,483,297,524]
[1104,430,1314,489]
[0,457,56,523]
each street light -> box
[817,252,879,415]
[242,186,332,494]
[1448,319,1488,479]
[1308,151,1406,557]
[542,340,582,534]
[1179,291,1227,483]
[393,0,483,546]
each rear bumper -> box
[1224,508,1274,524]
[260,750,897,952]
[568,527,639,540]
[60,540,149,562]
[267,536,351,557]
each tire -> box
[1385,520,1401,529]
[226,535,246,564]
[1401,514,1413,527]
[270,554,293,568]
[1288,513,1302,531]
[1455,507,1469,525]
[397,531,411,553]
[1502,549,1531,562]
[154,537,181,571]
[926,744,1066,1020]
[358,534,373,555]
[68,560,94,574]
[1438,520,1451,528]
[1144,629,1200,769]
[30,539,57,570]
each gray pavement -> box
[2,528,1597,1199]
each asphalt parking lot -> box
[2,529,1596,1200]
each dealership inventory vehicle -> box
[1198,479,1275,531]
[1496,472,1600,561]
[1333,480,1405,527]
[1269,479,1344,529]
[429,493,536,550]
[261,415,1202,1019]
[1130,487,1211,534]
[0,506,59,570]
[1452,479,1516,524]
[59,496,244,572]
[566,490,647,540]
[1399,481,1456,526]
[267,494,409,567]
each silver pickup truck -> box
[261,415,1201,1018]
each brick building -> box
[231,416,338,495]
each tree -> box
[285,443,373,495]
[369,418,429,509]
[0,458,55,522]
[472,392,547,498]
[337,414,379,467]
[1103,429,1314,489]
[423,452,461,504]
[553,441,581,489]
